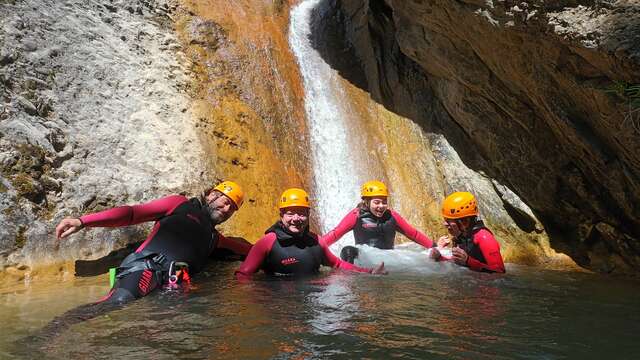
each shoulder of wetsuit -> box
[471,220,493,236]
[304,230,319,245]
[388,209,404,219]
[165,197,204,217]
[176,197,214,233]
[472,227,496,245]
[265,221,285,235]
[187,196,204,208]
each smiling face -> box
[205,191,237,224]
[280,206,310,234]
[366,196,388,218]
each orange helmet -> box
[361,180,389,198]
[442,192,478,219]
[214,181,244,209]
[279,188,310,209]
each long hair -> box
[357,198,370,211]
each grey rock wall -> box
[0,0,210,268]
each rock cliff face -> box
[3,0,636,275]
[331,0,640,273]
[0,0,309,272]
[307,0,574,270]
[173,0,313,240]
[1,0,207,269]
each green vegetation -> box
[1,143,49,204]
[15,226,27,249]
[12,143,47,176]
[12,173,38,200]
[606,81,640,133]
[606,81,640,109]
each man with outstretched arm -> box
[56,180,251,303]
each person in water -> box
[55,181,251,303]
[320,180,437,263]
[236,188,386,278]
[432,191,505,273]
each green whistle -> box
[109,268,117,288]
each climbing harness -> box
[166,261,190,289]
[108,250,168,287]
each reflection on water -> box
[2,255,640,359]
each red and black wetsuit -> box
[321,208,434,249]
[236,222,372,278]
[454,221,505,273]
[81,195,251,303]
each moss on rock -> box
[12,173,43,202]
[15,226,27,249]
[1,143,52,205]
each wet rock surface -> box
[172,0,313,238]
[305,0,572,270]
[330,0,640,273]
[2,0,633,275]
[0,0,207,268]
[0,0,313,272]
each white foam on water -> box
[351,243,461,274]
[289,1,461,276]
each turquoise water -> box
[2,260,640,359]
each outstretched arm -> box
[319,209,358,247]
[56,195,188,239]
[235,233,277,280]
[466,230,505,273]
[391,210,434,248]
[80,195,187,227]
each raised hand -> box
[55,218,83,240]
[451,247,469,265]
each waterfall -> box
[289,0,361,246]
[288,0,441,269]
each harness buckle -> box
[167,261,190,288]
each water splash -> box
[289,0,361,244]
[288,1,437,267]
[353,243,462,274]
[288,0,458,271]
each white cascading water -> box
[289,0,360,246]
[289,0,454,273]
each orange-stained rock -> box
[174,0,313,242]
